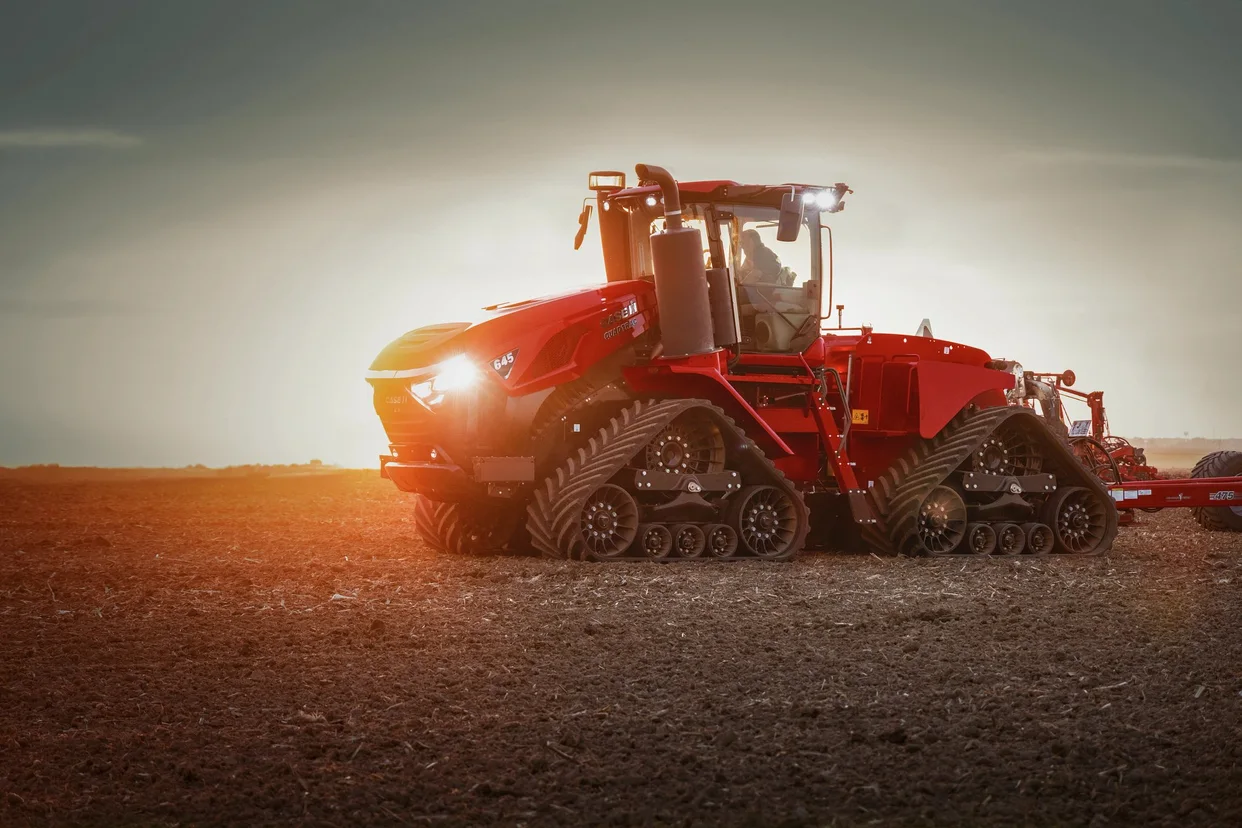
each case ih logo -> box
[602,300,640,341]
[1209,490,1237,502]
[492,349,518,380]
[601,300,639,328]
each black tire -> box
[411,494,520,555]
[1191,450,1242,532]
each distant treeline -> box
[0,461,343,481]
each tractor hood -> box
[366,280,658,395]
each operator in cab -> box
[737,229,783,284]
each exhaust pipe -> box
[635,163,714,358]
[635,164,683,230]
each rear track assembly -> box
[867,406,1119,557]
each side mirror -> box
[573,203,593,250]
[776,191,803,242]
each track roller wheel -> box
[995,523,1026,555]
[579,484,640,560]
[728,485,801,559]
[913,486,968,556]
[671,524,706,559]
[1022,522,1055,555]
[1043,486,1112,554]
[965,522,997,555]
[706,524,739,559]
[638,524,674,559]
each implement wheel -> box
[1070,437,1122,484]
[1191,451,1242,532]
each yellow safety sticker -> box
[852,409,870,425]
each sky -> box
[1,0,1240,467]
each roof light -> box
[645,195,658,207]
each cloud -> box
[0,129,142,150]
[1009,148,1242,173]
[0,297,148,318]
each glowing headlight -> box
[431,354,480,392]
[410,355,480,407]
[816,190,839,209]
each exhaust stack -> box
[635,163,715,359]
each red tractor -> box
[366,164,1242,559]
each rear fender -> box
[916,361,1015,438]
[622,362,794,457]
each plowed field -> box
[2,472,1240,826]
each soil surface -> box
[2,472,1241,827]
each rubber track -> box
[527,398,808,561]
[1190,450,1242,532]
[865,406,1118,556]
[412,494,511,556]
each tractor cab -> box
[583,172,850,354]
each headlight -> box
[410,355,480,407]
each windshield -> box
[628,199,824,352]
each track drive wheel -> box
[728,485,804,559]
[412,494,520,555]
[1042,486,1113,554]
[1190,451,1242,532]
[644,410,726,475]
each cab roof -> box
[608,180,828,207]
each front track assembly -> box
[868,407,1119,557]
[527,399,809,561]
